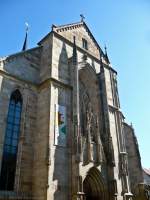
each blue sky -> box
[0,0,150,168]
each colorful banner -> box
[54,104,67,147]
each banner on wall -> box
[54,104,67,147]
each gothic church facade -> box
[0,20,145,200]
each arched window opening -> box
[0,90,22,191]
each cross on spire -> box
[80,14,85,22]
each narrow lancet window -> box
[82,38,88,50]
[0,90,22,191]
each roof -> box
[0,46,42,61]
[143,168,150,176]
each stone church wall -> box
[51,33,100,80]
[39,35,53,83]
[32,86,50,200]
[46,83,71,200]
[0,47,41,85]
[124,122,143,192]
[51,36,72,85]
[0,73,38,198]
[0,47,41,198]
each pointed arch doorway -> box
[83,167,107,200]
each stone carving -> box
[86,104,93,162]
[79,81,104,165]
[110,179,118,197]
[95,116,103,164]
[145,185,150,200]
[119,152,129,194]
[108,136,115,166]
[119,152,128,176]
[121,175,128,194]
[81,102,103,164]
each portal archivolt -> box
[83,167,107,200]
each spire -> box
[104,45,110,64]
[22,22,29,51]
[73,36,77,65]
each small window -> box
[82,38,88,50]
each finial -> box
[25,22,29,32]
[100,51,104,72]
[104,44,110,64]
[73,36,76,43]
[80,14,85,22]
[73,36,77,65]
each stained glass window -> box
[0,90,22,191]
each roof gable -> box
[52,21,102,59]
[53,21,100,49]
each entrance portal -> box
[83,167,107,200]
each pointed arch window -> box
[0,90,22,191]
